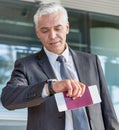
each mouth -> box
[50,41,60,46]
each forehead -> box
[38,11,65,27]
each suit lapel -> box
[70,48,87,83]
[37,49,57,79]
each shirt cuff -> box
[42,84,48,98]
[42,79,57,98]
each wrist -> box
[46,79,57,96]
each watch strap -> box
[47,80,56,96]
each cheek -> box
[40,36,51,48]
[40,37,47,44]
[38,34,47,42]
[61,32,67,40]
[58,31,67,38]
[36,30,47,42]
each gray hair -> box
[34,2,68,27]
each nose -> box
[49,29,56,39]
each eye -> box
[55,25,63,31]
[40,28,49,33]
[55,28,61,31]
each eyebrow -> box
[40,24,63,30]
[40,27,48,31]
[55,25,62,28]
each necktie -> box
[57,55,90,130]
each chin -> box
[53,47,65,54]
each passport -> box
[55,85,101,112]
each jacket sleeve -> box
[96,55,119,130]
[1,59,48,110]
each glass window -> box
[0,43,41,127]
[67,10,90,52]
[0,2,41,129]
[90,13,119,120]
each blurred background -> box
[0,0,119,130]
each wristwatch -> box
[47,79,57,96]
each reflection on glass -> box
[90,13,119,120]
[0,44,40,94]
[0,44,40,122]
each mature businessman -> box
[1,2,119,130]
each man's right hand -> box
[46,79,86,100]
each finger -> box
[66,79,73,97]
[72,86,82,100]
[72,82,86,100]
[71,79,80,97]
[79,82,86,96]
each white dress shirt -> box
[43,46,80,130]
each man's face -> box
[36,11,69,54]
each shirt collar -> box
[44,45,70,64]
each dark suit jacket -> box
[1,48,119,130]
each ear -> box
[35,28,40,40]
[66,22,70,34]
